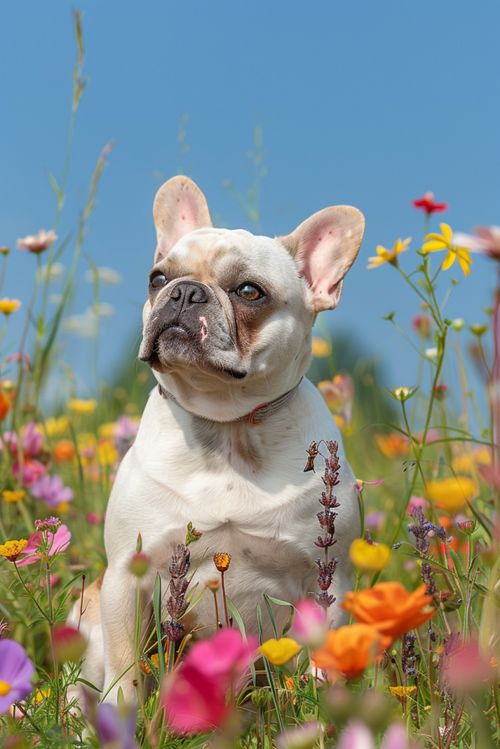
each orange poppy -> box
[342,582,435,644]
[53,440,75,463]
[374,433,410,458]
[311,624,386,679]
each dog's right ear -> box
[153,176,212,262]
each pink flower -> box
[85,511,103,525]
[440,637,495,696]
[407,495,428,516]
[17,229,57,255]
[17,524,71,566]
[30,475,73,508]
[337,722,374,749]
[4,421,43,458]
[162,628,258,734]
[290,599,327,648]
[454,226,500,261]
[13,458,47,486]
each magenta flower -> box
[162,628,258,734]
[3,421,43,458]
[337,722,374,749]
[290,599,327,648]
[17,524,71,567]
[30,475,73,508]
[13,458,47,486]
[0,639,35,715]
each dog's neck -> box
[157,379,302,425]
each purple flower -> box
[3,421,43,458]
[96,703,138,749]
[0,639,35,714]
[30,475,73,508]
[113,416,139,458]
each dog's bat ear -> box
[153,176,212,262]
[280,205,365,312]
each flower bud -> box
[52,624,87,664]
[128,551,150,578]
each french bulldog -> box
[70,176,365,704]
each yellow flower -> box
[0,298,21,316]
[45,415,70,437]
[422,223,472,277]
[97,439,118,466]
[34,687,52,703]
[259,637,302,665]
[98,421,116,438]
[68,398,97,414]
[349,539,391,572]
[389,685,416,698]
[0,538,28,561]
[425,476,478,513]
[311,337,332,358]
[2,490,26,503]
[452,447,491,474]
[213,552,231,572]
[367,237,411,269]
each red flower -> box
[412,192,448,215]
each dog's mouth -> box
[139,325,247,380]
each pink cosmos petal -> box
[290,599,327,648]
[17,525,71,566]
[183,628,257,679]
[337,721,375,749]
[163,662,229,734]
[381,724,418,749]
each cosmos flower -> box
[30,475,74,508]
[17,229,57,254]
[0,639,35,715]
[367,238,411,269]
[422,223,472,276]
[454,226,500,261]
[162,628,258,734]
[17,524,71,566]
[290,599,327,648]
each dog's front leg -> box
[100,565,150,705]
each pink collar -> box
[158,379,302,425]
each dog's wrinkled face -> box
[139,177,364,416]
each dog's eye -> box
[235,283,265,301]
[150,272,167,289]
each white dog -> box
[70,176,364,704]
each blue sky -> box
[1,1,499,398]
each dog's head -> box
[139,176,364,421]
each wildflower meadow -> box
[1,11,499,749]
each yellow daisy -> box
[0,298,21,316]
[367,237,411,269]
[422,223,472,276]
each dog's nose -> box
[170,281,208,310]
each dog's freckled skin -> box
[69,175,365,706]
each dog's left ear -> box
[281,206,365,312]
[153,176,212,262]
